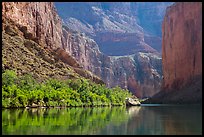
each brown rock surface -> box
[54,48,82,68]
[95,32,158,56]
[162,2,202,90]
[2,2,62,50]
[144,2,202,104]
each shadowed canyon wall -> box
[55,2,173,54]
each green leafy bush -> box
[2,70,17,86]
[2,70,133,108]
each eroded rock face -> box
[54,48,82,68]
[62,26,162,98]
[110,53,162,98]
[144,2,202,104]
[162,2,202,90]
[95,32,157,56]
[55,2,173,54]
[2,2,104,85]
[2,2,62,50]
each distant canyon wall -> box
[56,2,165,98]
[62,27,162,98]
[55,2,173,54]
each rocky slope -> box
[2,2,104,85]
[144,2,202,104]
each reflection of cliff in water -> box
[129,105,201,135]
[98,105,202,135]
[145,105,202,135]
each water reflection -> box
[2,105,202,135]
[145,105,202,135]
[2,107,128,135]
[126,106,141,117]
[98,105,202,135]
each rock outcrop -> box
[162,2,202,90]
[2,2,62,50]
[94,32,157,56]
[144,2,202,104]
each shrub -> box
[2,70,133,108]
[2,98,11,108]
[17,95,27,107]
[17,73,38,91]
[2,70,17,86]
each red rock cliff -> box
[2,2,62,50]
[144,2,202,104]
[162,2,202,90]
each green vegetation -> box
[2,70,133,108]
